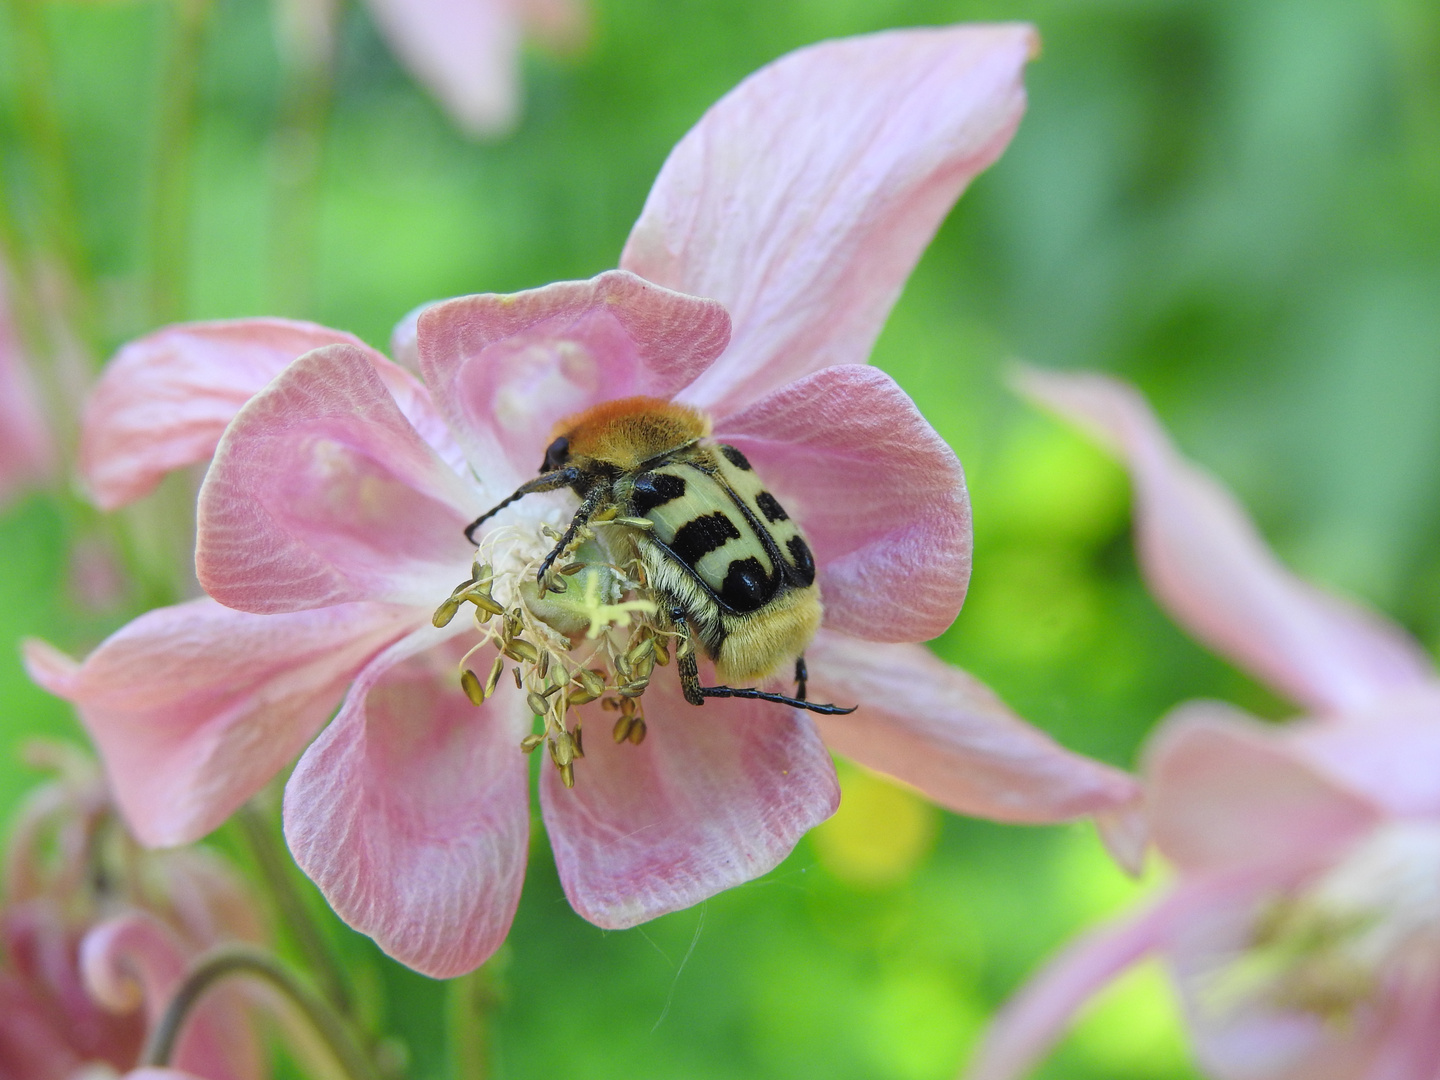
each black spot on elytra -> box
[786,535,815,586]
[670,512,742,567]
[630,471,686,516]
[754,491,788,524]
[719,444,752,470]
[719,557,772,612]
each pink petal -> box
[78,319,366,510]
[24,598,418,847]
[623,24,1035,416]
[418,270,731,497]
[364,0,521,137]
[127,1072,207,1080]
[284,633,531,978]
[715,364,970,642]
[541,674,839,929]
[197,343,479,613]
[805,630,1142,829]
[964,878,1237,1080]
[0,274,53,504]
[81,913,261,1080]
[1289,685,1440,817]
[1145,701,1383,875]
[1017,367,1435,715]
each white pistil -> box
[1209,822,1440,1023]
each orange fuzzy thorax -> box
[554,396,711,469]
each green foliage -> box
[2,0,1438,1075]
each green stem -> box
[2,0,95,337]
[236,802,354,1019]
[141,946,382,1080]
[148,0,209,326]
[268,4,335,316]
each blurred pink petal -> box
[23,598,417,846]
[197,343,479,614]
[79,319,365,510]
[1015,367,1434,715]
[716,364,970,641]
[365,0,521,137]
[82,914,260,1080]
[624,24,1035,416]
[806,630,1141,826]
[541,676,839,929]
[417,270,730,494]
[964,875,1262,1080]
[1289,685,1440,817]
[0,269,53,506]
[515,0,587,52]
[1145,702,1383,874]
[284,635,530,979]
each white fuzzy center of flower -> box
[1214,822,1440,1021]
[431,501,684,788]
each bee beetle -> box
[465,396,854,716]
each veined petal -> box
[1145,702,1383,875]
[81,913,261,1080]
[541,675,839,929]
[418,270,731,497]
[716,365,970,641]
[623,24,1035,416]
[197,343,479,613]
[365,0,520,137]
[79,319,365,510]
[1017,368,1435,715]
[23,598,418,847]
[284,633,531,978]
[963,875,1262,1080]
[805,631,1141,825]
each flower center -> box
[1211,822,1440,1022]
[431,505,684,788]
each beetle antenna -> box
[464,467,584,544]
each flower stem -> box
[268,0,335,315]
[236,801,354,1019]
[148,0,210,326]
[141,945,383,1080]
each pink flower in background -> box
[36,26,1140,980]
[964,370,1440,1080]
[0,265,54,508]
[0,747,265,1080]
[364,0,588,136]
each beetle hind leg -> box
[674,625,854,716]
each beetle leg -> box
[794,656,808,702]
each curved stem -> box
[236,802,354,1018]
[141,946,382,1080]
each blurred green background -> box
[3,0,1440,1076]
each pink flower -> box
[40,26,1139,979]
[0,747,265,1080]
[0,263,54,507]
[963,369,1440,1080]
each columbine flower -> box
[0,746,265,1080]
[0,263,54,507]
[36,26,1140,978]
[963,370,1440,1080]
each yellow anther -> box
[519,733,544,754]
[613,715,634,744]
[462,587,506,618]
[653,637,670,666]
[558,763,575,788]
[525,691,549,717]
[572,724,585,759]
[460,668,487,706]
[627,718,647,745]
[512,666,523,690]
[502,638,539,664]
[432,597,462,628]
[484,656,505,697]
